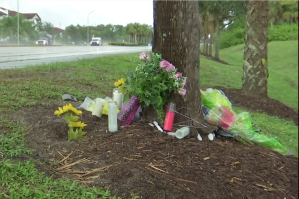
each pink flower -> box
[174,72,182,79]
[139,52,146,60]
[146,53,151,61]
[180,77,187,88]
[178,88,187,96]
[165,64,175,72]
[139,52,151,61]
[159,60,170,69]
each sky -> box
[0,0,153,29]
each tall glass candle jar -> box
[108,102,118,132]
[163,102,176,131]
[113,88,123,110]
[117,95,141,126]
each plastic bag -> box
[202,105,235,130]
[200,88,233,110]
[200,88,289,155]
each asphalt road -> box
[0,45,152,69]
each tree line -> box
[198,0,298,59]
[61,23,153,44]
[0,14,153,45]
[0,1,296,46]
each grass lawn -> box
[0,40,298,198]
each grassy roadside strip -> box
[0,41,297,198]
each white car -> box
[90,37,102,46]
[36,37,53,45]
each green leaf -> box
[262,58,267,66]
[127,71,133,78]
[63,114,79,123]
[144,98,151,106]
[156,96,163,107]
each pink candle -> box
[163,102,176,131]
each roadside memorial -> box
[116,52,187,126]
[200,88,289,155]
[53,53,290,153]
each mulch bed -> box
[6,86,298,199]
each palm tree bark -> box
[153,1,201,126]
[242,0,269,97]
[215,18,221,59]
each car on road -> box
[35,37,53,45]
[90,37,102,46]
[79,41,87,46]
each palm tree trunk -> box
[215,18,221,59]
[242,0,269,97]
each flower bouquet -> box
[54,103,87,141]
[118,52,187,122]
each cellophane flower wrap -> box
[124,52,187,121]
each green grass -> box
[233,107,298,157]
[0,116,130,198]
[204,40,298,109]
[0,159,120,199]
[0,40,298,198]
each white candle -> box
[113,88,123,110]
[108,102,118,132]
[92,98,106,117]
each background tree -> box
[198,1,246,59]
[281,1,298,23]
[153,1,201,126]
[268,1,284,29]
[242,0,269,97]
[0,15,38,43]
[42,21,54,37]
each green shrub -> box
[220,27,246,49]
[268,23,298,42]
[220,23,298,49]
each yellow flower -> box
[70,121,87,128]
[114,78,125,87]
[54,103,82,116]
[67,103,82,115]
[54,105,69,116]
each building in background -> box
[0,7,41,28]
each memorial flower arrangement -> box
[54,103,87,141]
[118,52,187,120]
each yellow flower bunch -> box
[54,103,87,141]
[114,78,125,87]
[54,103,82,116]
[70,121,87,128]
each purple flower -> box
[165,64,175,72]
[174,72,182,79]
[159,60,170,69]
[178,88,187,96]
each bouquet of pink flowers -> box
[123,52,187,120]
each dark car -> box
[79,41,87,46]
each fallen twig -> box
[55,158,89,171]
[148,163,169,174]
[123,157,138,161]
[23,121,41,135]
[78,165,112,178]
[58,151,73,164]
[255,183,277,192]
